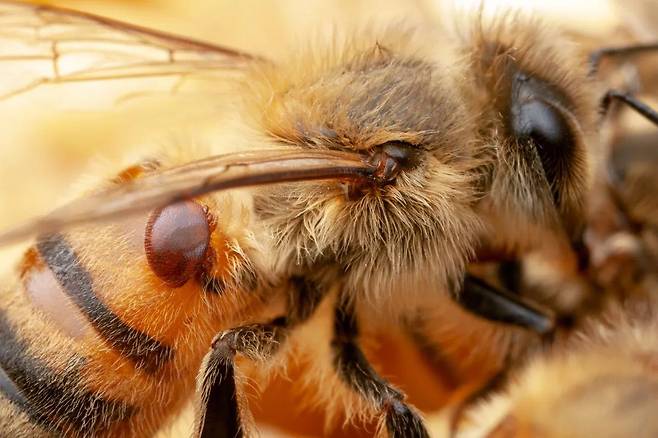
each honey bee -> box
[0,1,649,437]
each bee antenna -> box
[588,42,658,76]
[589,42,658,127]
[600,90,658,127]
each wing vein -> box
[0,0,264,104]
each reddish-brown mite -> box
[144,200,211,288]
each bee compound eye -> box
[144,200,211,288]
[509,74,577,204]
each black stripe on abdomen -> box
[0,363,26,410]
[36,233,173,373]
[0,309,135,433]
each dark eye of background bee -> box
[144,201,210,288]
[511,74,575,204]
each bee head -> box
[246,29,487,296]
[243,20,597,297]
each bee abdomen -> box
[0,229,191,436]
[0,305,135,436]
[35,233,173,373]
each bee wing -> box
[0,149,374,245]
[0,1,258,106]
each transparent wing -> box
[0,149,375,245]
[0,1,259,105]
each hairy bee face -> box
[247,32,486,297]
[245,20,598,299]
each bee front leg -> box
[332,298,430,438]
[194,320,287,438]
[194,275,326,438]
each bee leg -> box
[194,319,287,438]
[455,274,555,335]
[333,299,430,438]
[195,275,326,437]
[589,42,658,75]
[601,90,658,126]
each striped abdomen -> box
[0,207,258,436]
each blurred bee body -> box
[458,298,658,438]
[455,27,658,437]
[0,1,615,437]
